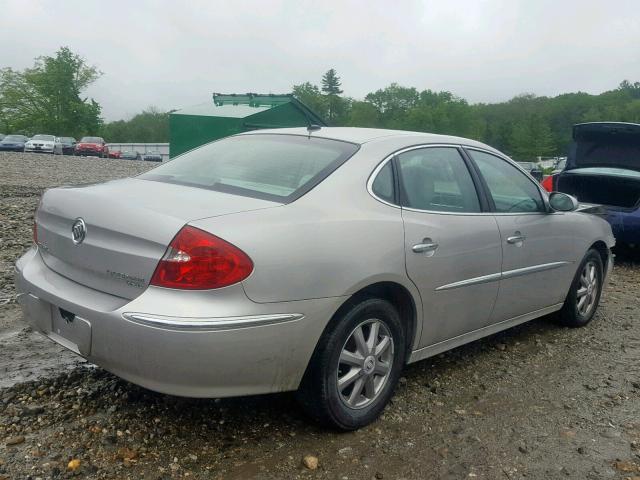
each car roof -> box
[239,127,498,151]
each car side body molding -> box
[435,261,572,291]
[122,312,304,332]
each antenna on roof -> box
[286,93,324,137]
[307,124,322,137]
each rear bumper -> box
[606,210,640,245]
[15,247,342,398]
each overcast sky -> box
[1,0,638,121]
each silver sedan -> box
[15,127,614,430]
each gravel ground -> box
[1,151,640,479]
[0,153,154,390]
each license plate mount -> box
[50,307,92,357]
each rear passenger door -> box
[395,146,503,347]
[466,149,576,321]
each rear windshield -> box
[140,134,359,202]
[81,137,103,143]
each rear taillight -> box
[150,226,253,290]
[541,175,554,192]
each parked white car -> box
[24,135,63,155]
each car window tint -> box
[371,161,395,204]
[469,150,545,213]
[397,147,480,213]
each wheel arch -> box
[314,280,420,366]
[589,240,610,269]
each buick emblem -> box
[71,218,87,245]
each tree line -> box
[295,72,640,160]
[2,49,639,160]
[0,47,102,138]
[0,47,169,143]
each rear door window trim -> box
[367,144,491,215]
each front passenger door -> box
[467,149,576,322]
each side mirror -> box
[549,192,578,212]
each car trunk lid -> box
[568,122,640,172]
[36,178,280,300]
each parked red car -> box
[74,137,109,157]
[109,150,121,159]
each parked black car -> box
[143,151,163,162]
[0,135,29,152]
[517,161,544,182]
[542,122,640,247]
[59,137,77,155]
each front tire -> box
[558,249,603,327]
[297,297,406,430]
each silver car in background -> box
[15,128,614,430]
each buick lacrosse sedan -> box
[16,128,614,429]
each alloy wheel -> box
[576,260,598,316]
[336,319,394,409]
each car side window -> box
[397,147,481,213]
[371,161,395,204]
[468,150,545,213]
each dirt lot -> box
[1,152,640,480]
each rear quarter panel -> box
[190,141,413,304]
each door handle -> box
[506,231,526,245]
[412,239,439,255]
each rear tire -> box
[296,297,406,430]
[558,249,603,327]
